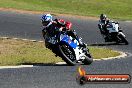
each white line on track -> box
[0,65,33,69]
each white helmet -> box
[41,14,53,27]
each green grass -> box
[0,38,120,66]
[0,38,62,66]
[0,0,132,20]
[89,47,120,59]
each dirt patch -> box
[0,7,98,20]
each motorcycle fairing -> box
[60,34,86,61]
[61,35,78,49]
[107,22,119,33]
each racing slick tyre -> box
[58,43,77,66]
[118,34,129,45]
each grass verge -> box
[0,38,120,66]
[0,0,132,20]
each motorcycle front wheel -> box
[118,34,129,45]
[58,43,77,66]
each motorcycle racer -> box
[98,14,109,35]
[98,14,110,41]
[41,14,93,65]
[41,14,86,47]
[97,14,128,44]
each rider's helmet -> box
[100,14,107,23]
[41,14,53,27]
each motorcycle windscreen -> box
[107,23,119,33]
[61,36,78,49]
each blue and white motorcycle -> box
[43,31,93,66]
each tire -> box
[58,43,77,66]
[83,53,93,65]
[118,34,129,45]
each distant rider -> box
[41,14,86,47]
[98,14,110,35]
[98,14,110,41]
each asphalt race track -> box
[0,11,132,88]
